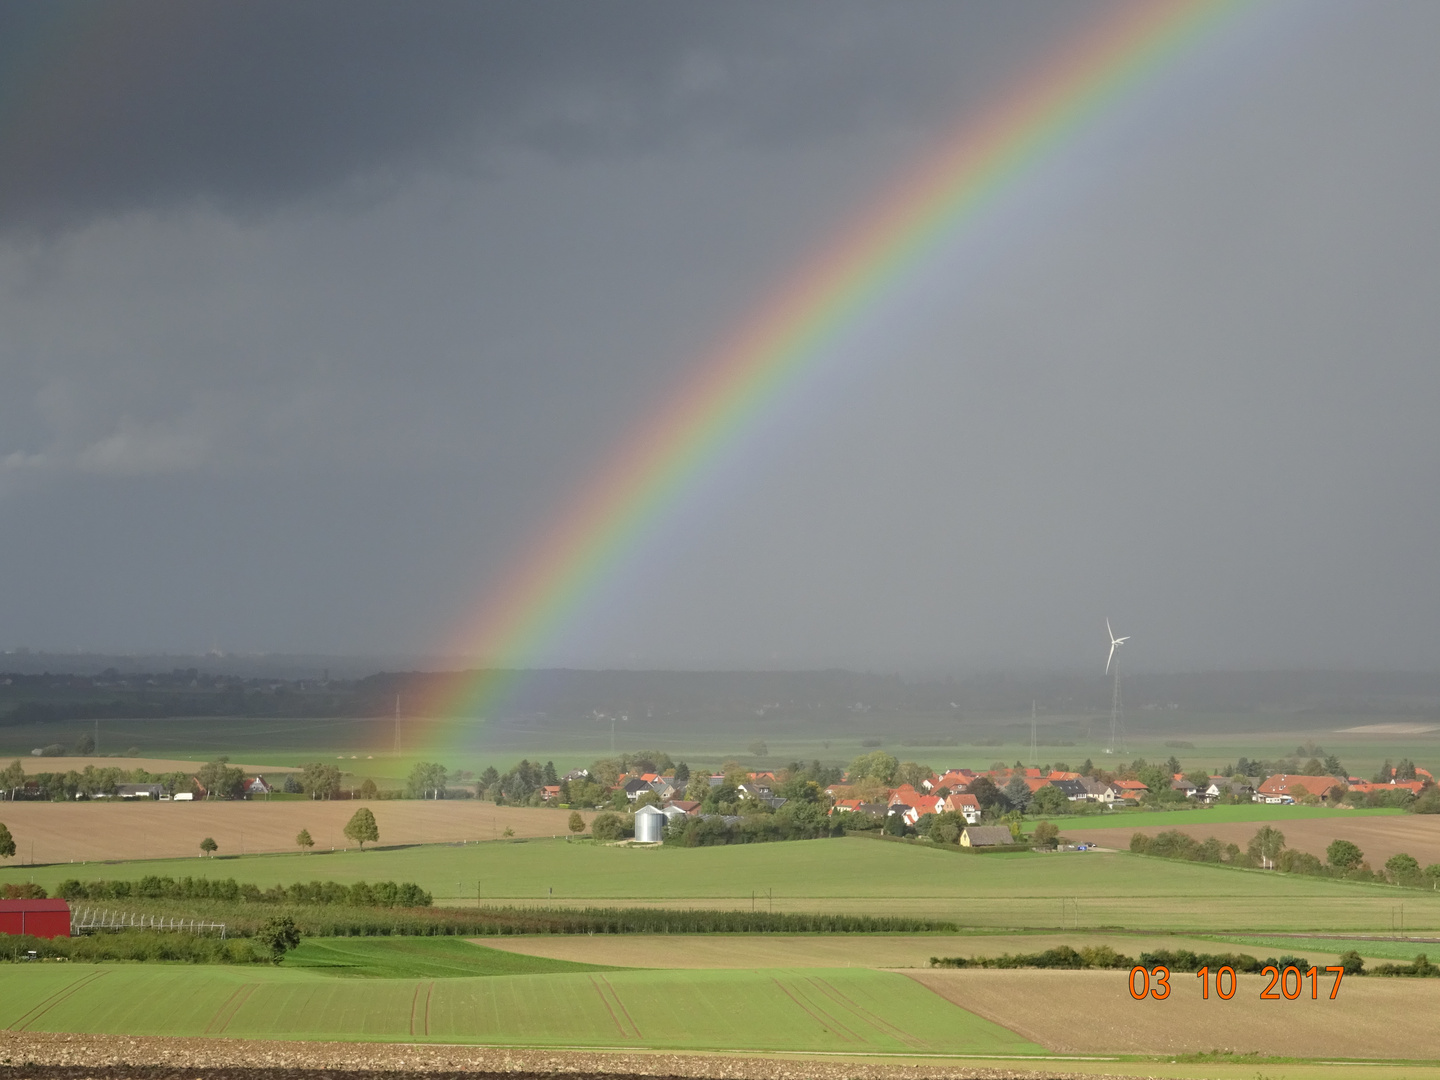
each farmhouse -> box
[943,792,982,824]
[1256,774,1346,804]
[242,776,272,796]
[960,825,1014,848]
[0,899,70,939]
[901,795,941,826]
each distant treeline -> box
[8,663,1440,728]
[56,876,432,908]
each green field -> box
[1208,934,1440,962]
[283,937,615,977]
[4,703,1437,788]
[0,961,1038,1054]
[10,835,1440,933]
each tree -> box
[1386,852,1421,882]
[1,760,24,798]
[255,915,301,964]
[296,828,314,852]
[1323,754,1346,778]
[747,740,768,758]
[0,822,15,860]
[568,810,586,834]
[200,836,218,857]
[1247,825,1285,869]
[673,761,690,783]
[358,778,378,799]
[1163,756,1182,776]
[283,773,303,794]
[1003,774,1032,812]
[74,731,95,756]
[847,751,899,786]
[300,762,342,800]
[1033,821,1060,849]
[590,812,630,842]
[968,775,1006,814]
[1327,838,1364,872]
[407,762,448,799]
[344,807,379,849]
[896,762,933,789]
[1029,784,1069,817]
[197,758,245,799]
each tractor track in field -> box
[0,1032,1131,1080]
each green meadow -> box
[0,960,1038,1055]
[10,835,1440,934]
[282,936,613,977]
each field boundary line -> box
[203,983,257,1036]
[5,971,108,1032]
[596,975,640,1040]
[423,980,434,1037]
[806,976,924,1050]
[770,976,861,1044]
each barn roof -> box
[0,899,69,912]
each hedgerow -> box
[56,875,431,907]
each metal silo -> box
[633,804,666,843]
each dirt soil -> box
[0,1033,1122,1080]
[908,968,1440,1058]
[1064,815,1440,868]
[0,803,591,864]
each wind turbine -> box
[1105,618,1129,755]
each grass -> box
[281,936,614,977]
[0,963,1040,1054]
[11,835,1440,933]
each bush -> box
[590,812,631,842]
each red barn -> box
[0,899,71,939]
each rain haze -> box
[1,0,1437,675]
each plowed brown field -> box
[0,801,588,864]
[1065,815,1440,868]
[909,968,1440,1058]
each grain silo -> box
[633,804,666,843]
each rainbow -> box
[420,0,1248,734]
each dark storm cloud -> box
[0,0,1094,232]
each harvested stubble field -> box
[477,932,1350,970]
[909,968,1440,1059]
[1064,815,1440,869]
[0,802,591,864]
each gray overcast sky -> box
[1,0,1437,672]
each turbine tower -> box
[1105,618,1129,755]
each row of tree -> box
[1131,825,1440,886]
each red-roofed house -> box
[1345,779,1422,798]
[925,769,975,793]
[888,784,927,807]
[901,795,942,826]
[1256,774,1346,804]
[830,798,865,814]
[943,792,982,824]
